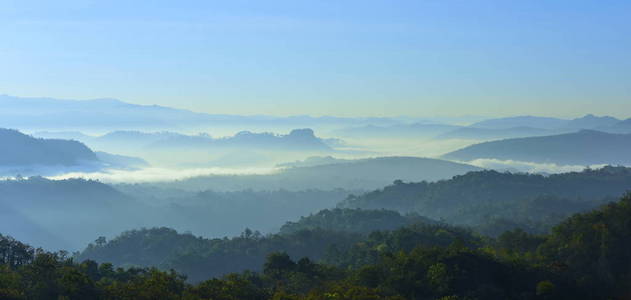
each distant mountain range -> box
[607,118,631,133]
[469,114,622,130]
[36,128,334,153]
[0,94,407,132]
[332,114,631,141]
[332,123,460,139]
[3,94,630,144]
[151,128,332,151]
[438,114,629,141]
[442,130,631,165]
[435,126,560,140]
[471,116,572,129]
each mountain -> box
[0,94,406,131]
[7,194,631,298]
[332,123,460,139]
[0,177,147,250]
[279,208,434,235]
[0,128,150,175]
[276,156,353,168]
[564,114,620,130]
[436,126,558,140]
[470,114,622,132]
[0,175,358,250]
[94,151,149,169]
[38,129,333,152]
[148,128,332,151]
[0,202,71,250]
[163,156,483,192]
[471,116,568,129]
[76,226,363,282]
[605,118,631,133]
[77,215,471,282]
[0,128,97,167]
[117,187,353,239]
[442,130,631,165]
[95,131,180,146]
[339,166,631,234]
[32,131,95,141]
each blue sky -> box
[1,0,630,117]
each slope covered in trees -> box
[279,208,435,235]
[4,194,631,299]
[0,177,146,250]
[1,176,358,250]
[77,209,473,282]
[339,167,631,234]
[537,193,631,298]
[77,227,364,283]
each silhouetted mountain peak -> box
[0,128,98,167]
[287,128,316,139]
[565,114,620,129]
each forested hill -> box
[339,166,631,233]
[0,128,97,166]
[2,194,630,299]
[0,177,145,250]
[279,208,436,235]
[76,211,476,283]
[442,129,631,165]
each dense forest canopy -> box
[279,208,436,235]
[3,193,631,299]
[340,166,631,234]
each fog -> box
[464,158,610,174]
[47,166,277,183]
[2,95,631,254]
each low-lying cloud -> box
[464,158,610,174]
[46,166,278,183]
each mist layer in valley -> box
[2,95,631,254]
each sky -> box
[1,0,630,118]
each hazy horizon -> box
[2,1,630,118]
[1,93,628,121]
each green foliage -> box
[535,280,555,297]
[325,223,482,269]
[340,167,631,234]
[78,227,363,283]
[280,208,434,235]
[5,193,631,299]
[538,193,631,298]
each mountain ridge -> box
[442,129,631,165]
